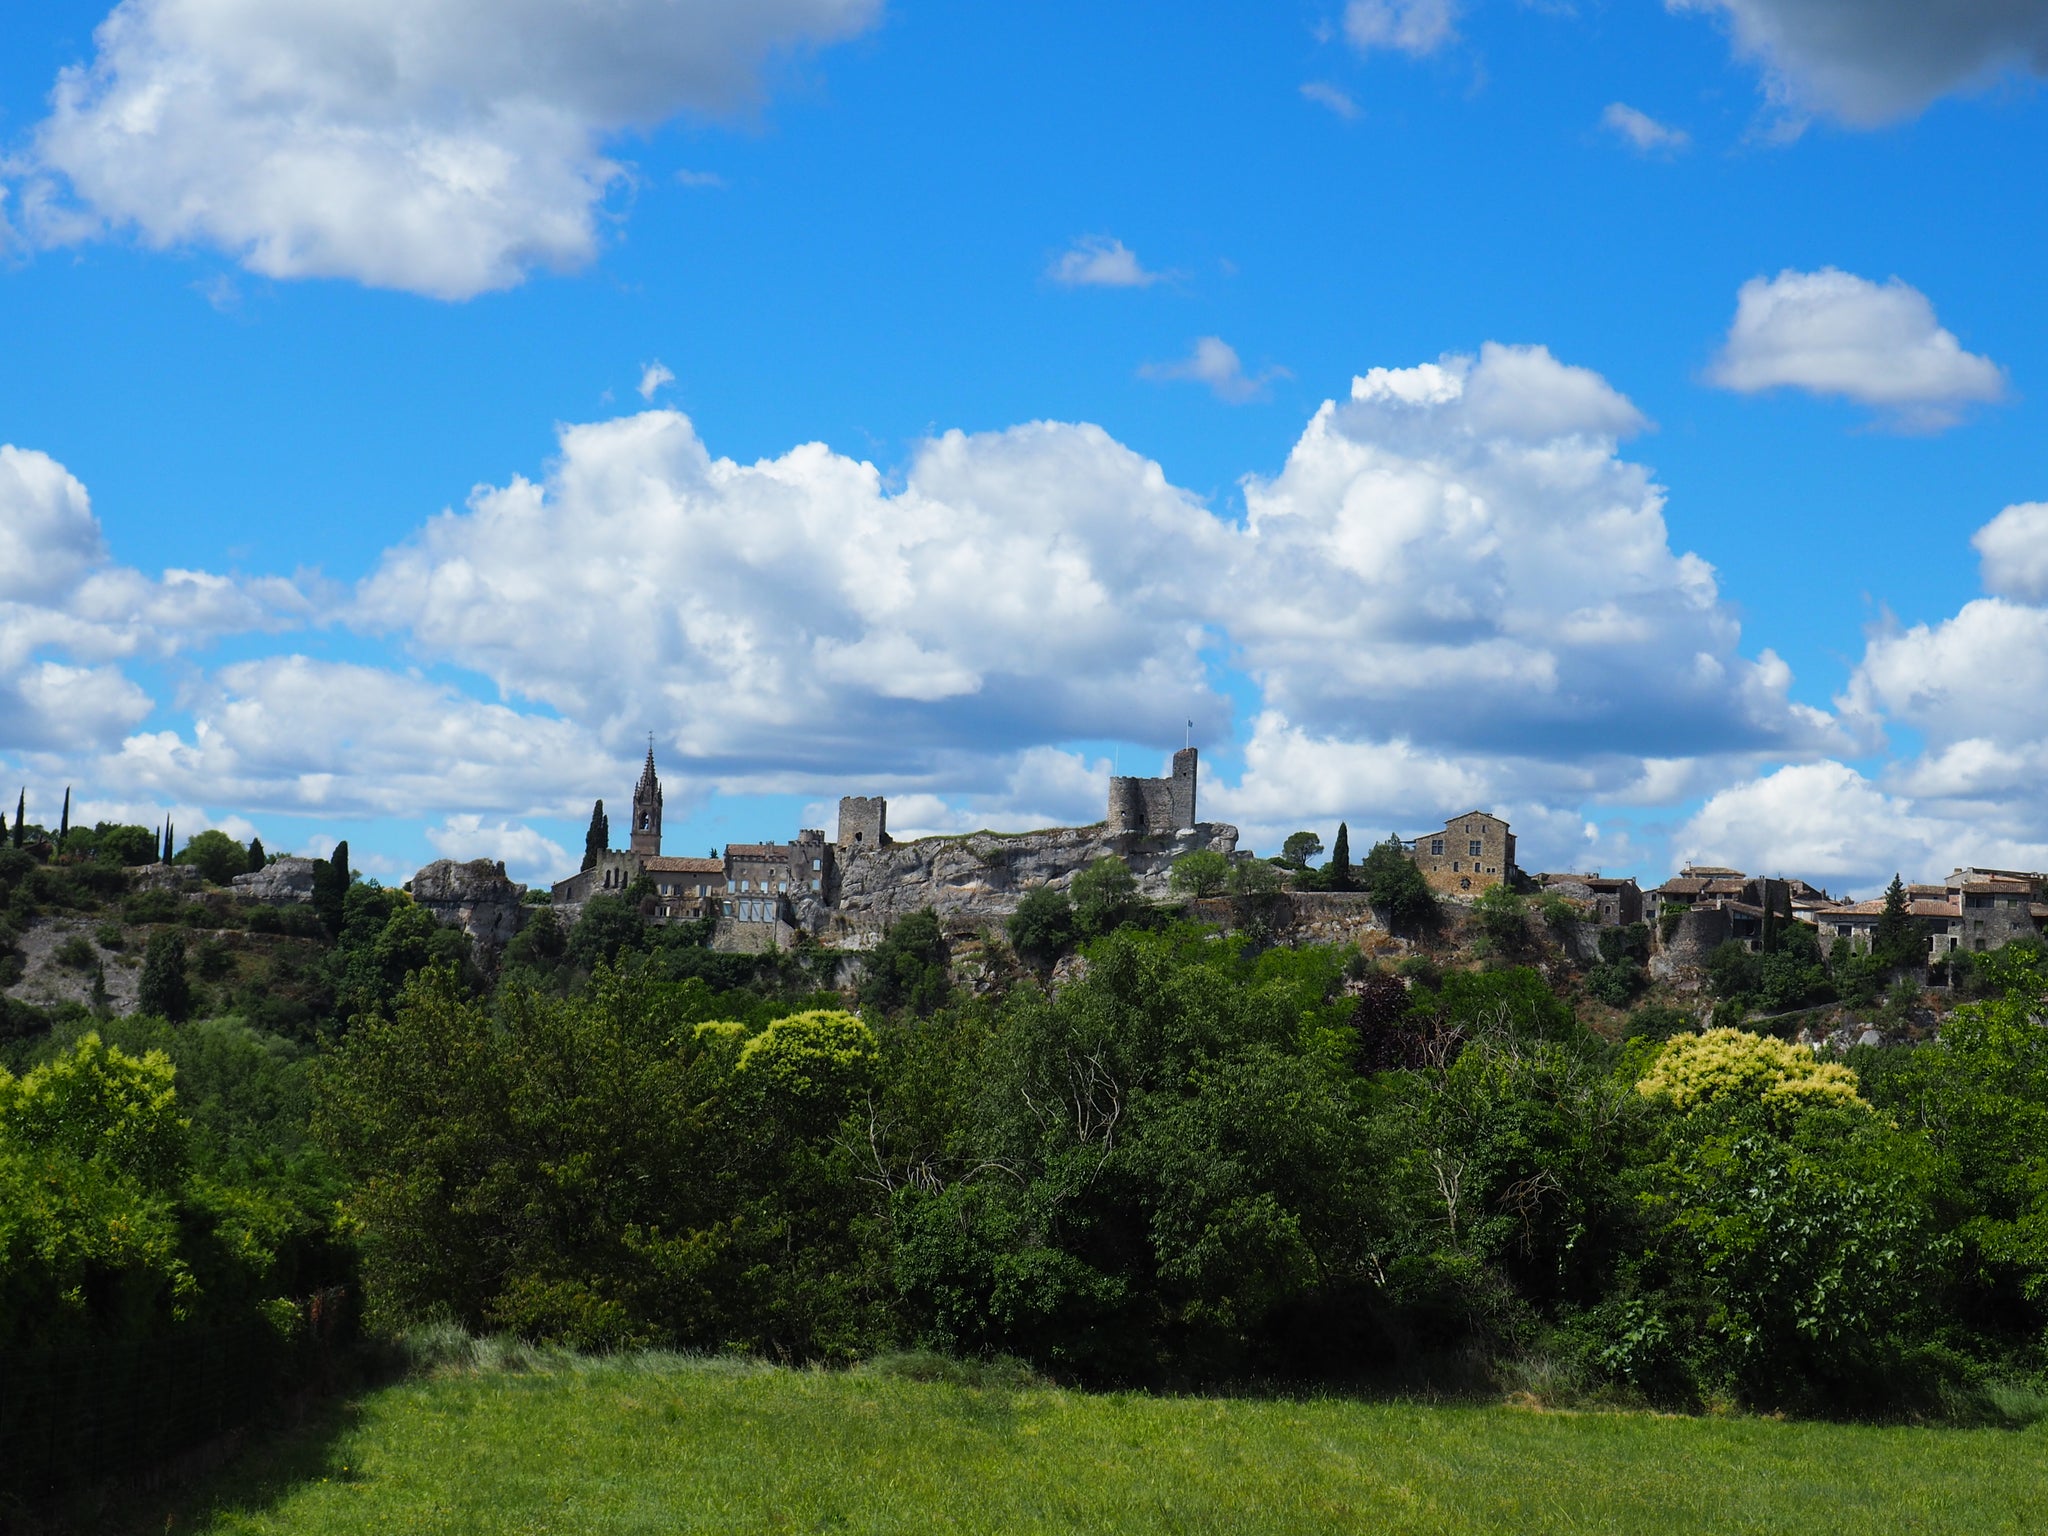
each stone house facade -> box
[1536,873,1643,927]
[1405,812,1516,894]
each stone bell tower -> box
[630,740,663,858]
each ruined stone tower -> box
[630,743,663,858]
[838,795,887,851]
[1170,746,1197,829]
[1107,747,1198,835]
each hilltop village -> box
[438,748,2048,971]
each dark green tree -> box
[163,818,175,864]
[1327,822,1354,891]
[1072,856,1142,937]
[58,787,70,845]
[138,930,192,1023]
[858,908,952,1017]
[245,836,267,872]
[1873,873,1917,970]
[1279,831,1324,869]
[176,828,248,886]
[1168,848,1231,898]
[312,840,350,935]
[1361,834,1438,935]
[582,799,609,871]
[11,789,22,848]
[1008,884,1075,966]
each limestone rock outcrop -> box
[409,858,528,964]
[812,821,1238,945]
[231,857,321,905]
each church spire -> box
[630,735,663,858]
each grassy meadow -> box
[95,1348,2048,1536]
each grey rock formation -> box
[812,821,1238,945]
[231,856,321,905]
[130,862,205,895]
[409,858,528,964]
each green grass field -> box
[110,1352,2048,1535]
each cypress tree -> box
[11,789,21,848]
[58,787,69,844]
[1328,822,1353,891]
[313,840,350,935]
[1874,873,1914,970]
[164,819,175,863]
[246,836,267,872]
[583,799,609,871]
[138,930,192,1023]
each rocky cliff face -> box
[409,858,528,964]
[231,857,321,905]
[811,821,1238,944]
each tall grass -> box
[104,1343,2048,1535]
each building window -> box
[1459,877,1471,891]
[812,858,821,871]
[1468,840,1482,858]
[1430,838,1444,856]
[1452,861,1459,871]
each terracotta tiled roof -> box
[1959,880,2034,895]
[644,857,724,875]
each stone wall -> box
[815,820,1239,945]
[1649,905,1731,982]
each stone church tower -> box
[630,742,663,858]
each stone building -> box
[1404,811,1516,894]
[1107,748,1197,835]
[1536,873,1643,927]
[722,829,833,927]
[642,855,726,920]
[1812,869,2047,962]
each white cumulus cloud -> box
[1344,0,1460,58]
[1300,82,1362,119]
[426,815,570,883]
[1670,0,2048,125]
[1708,268,2007,430]
[1972,501,2048,601]
[15,0,881,299]
[1140,337,1286,403]
[1602,102,1692,153]
[1,442,309,755]
[355,409,1236,783]
[1047,236,1163,289]
[638,361,676,401]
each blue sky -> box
[2,1,2046,895]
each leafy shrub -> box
[53,934,97,970]
[176,829,250,887]
[1168,848,1231,899]
[857,910,951,1018]
[1635,1028,1867,1122]
[1071,857,1141,937]
[1007,885,1074,966]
